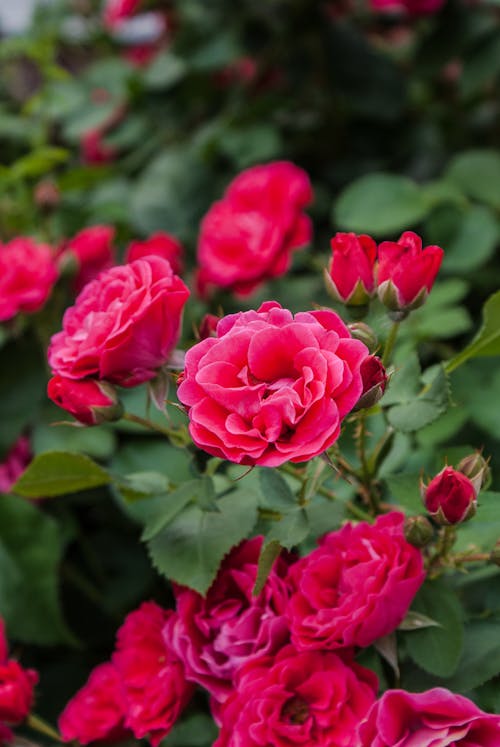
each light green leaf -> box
[266,508,310,549]
[445,290,500,373]
[13,451,110,498]
[259,469,297,511]
[442,205,499,273]
[446,150,500,209]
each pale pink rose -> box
[197,161,312,296]
[48,256,189,388]
[178,301,368,466]
[358,688,500,746]
[166,537,294,701]
[214,645,377,747]
[288,512,425,650]
[0,238,58,321]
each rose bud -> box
[324,232,377,309]
[404,515,434,548]
[377,231,444,314]
[421,466,477,525]
[34,179,60,211]
[47,376,123,426]
[198,314,220,340]
[456,452,491,494]
[354,355,388,411]
[348,322,378,353]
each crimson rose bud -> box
[324,232,377,308]
[421,466,477,525]
[198,314,220,340]
[354,355,388,410]
[377,231,444,313]
[48,376,123,426]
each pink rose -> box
[288,512,425,650]
[0,619,38,726]
[422,466,477,525]
[214,645,377,747]
[0,437,32,495]
[48,256,189,388]
[59,663,129,744]
[370,0,445,14]
[325,232,377,306]
[167,537,294,702]
[358,688,500,746]
[61,226,116,292]
[177,301,368,466]
[47,376,123,426]
[197,161,312,296]
[126,232,184,276]
[377,231,444,312]
[112,602,193,746]
[103,0,143,28]
[80,129,117,165]
[0,238,58,322]
[0,724,12,746]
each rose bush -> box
[178,301,369,466]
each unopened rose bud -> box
[354,356,388,411]
[324,232,377,310]
[457,452,491,495]
[404,515,434,547]
[421,466,477,525]
[377,232,444,313]
[348,322,378,353]
[47,376,123,426]
[34,179,60,211]
[198,314,220,340]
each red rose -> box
[47,376,123,426]
[214,645,377,747]
[422,466,477,525]
[126,232,184,276]
[48,256,189,388]
[0,724,12,746]
[0,619,38,726]
[356,355,388,410]
[0,437,31,495]
[177,301,368,466]
[370,0,445,13]
[80,129,117,165]
[325,232,377,306]
[0,238,58,321]
[112,602,193,746]
[167,538,294,702]
[59,663,129,744]
[103,0,143,28]
[377,232,443,312]
[288,512,425,650]
[197,161,312,296]
[62,226,116,292]
[358,688,500,746]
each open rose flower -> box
[358,688,500,746]
[167,537,294,702]
[214,645,377,747]
[177,302,368,466]
[288,511,425,650]
[370,0,445,14]
[48,256,189,388]
[126,232,184,276]
[0,619,38,727]
[197,161,312,296]
[103,0,143,28]
[0,238,58,322]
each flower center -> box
[281,696,309,725]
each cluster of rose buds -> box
[325,231,444,317]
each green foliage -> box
[446,150,500,209]
[13,451,111,498]
[446,290,500,373]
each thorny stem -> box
[26,714,62,742]
[382,321,401,367]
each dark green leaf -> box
[388,366,450,433]
[266,508,310,549]
[13,451,110,498]
[253,540,282,596]
[446,290,500,373]
[259,469,296,511]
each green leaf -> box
[446,621,500,692]
[253,540,283,596]
[445,290,500,373]
[387,366,450,433]
[259,469,297,511]
[13,451,110,498]
[141,481,202,541]
[333,173,429,236]
[32,418,117,461]
[446,150,500,209]
[0,497,73,645]
[381,353,421,407]
[405,580,464,677]
[8,147,69,181]
[266,508,310,549]
[220,126,283,169]
[442,205,499,273]
[142,52,187,89]
[454,492,500,553]
[146,487,258,594]
[385,472,423,514]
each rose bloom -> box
[113,602,194,746]
[166,537,294,702]
[0,619,38,726]
[0,238,58,322]
[103,0,143,28]
[197,161,312,296]
[61,225,116,292]
[0,436,31,495]
[48,256,189,388]
[288,512,425,650]
[178,302,368,467]
[377,231,444,312]
[358,688,500,746]
[126,232,184,276]
[325,232,377,306]
[47,376,123,426]
[214,645,378,747]
[423,466,477,525]
[59,662,129,744]
[370,0,445,13]
[80,129,117,165]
